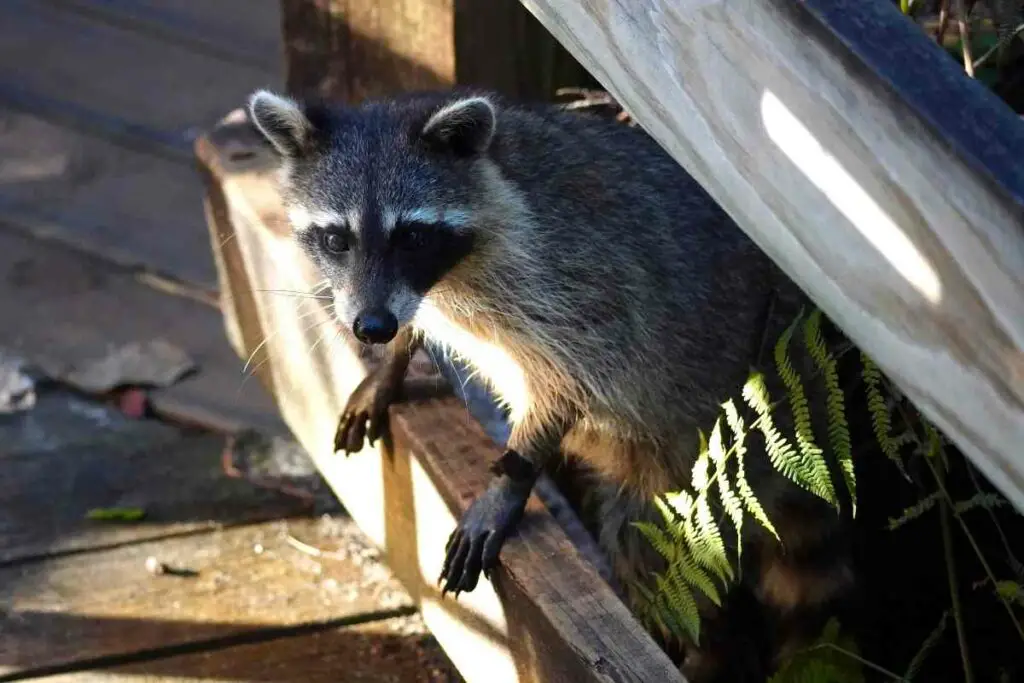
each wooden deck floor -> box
[0,2,461,680]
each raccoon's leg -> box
[334,326,420,454]
[438,417,572,597]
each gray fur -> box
[249,88,850,680]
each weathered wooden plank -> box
[281,0,454,101]
[0,426,313,564]
[195,115,685,683]
[0,106,215,287]
[0,0,276,137]
[518,0,1024,511]
[281,0,592,103]
[0,518,414,677]
[391,399,685,683]
[0,227,284,435]
[41,0,284,72]
[31,618,462,683]
[0,388,181,460]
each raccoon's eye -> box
[392,222,434,251]
[321,230,349,254]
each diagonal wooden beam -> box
[518,0,1024,512]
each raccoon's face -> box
[247,90,497,345]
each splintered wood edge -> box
[194,116,686,683]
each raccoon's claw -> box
[333,366,401,455]
[438,476,531,597]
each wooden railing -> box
[520,0,1024,513]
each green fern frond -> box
[694,490,733,582]
[724,398,779,541]
[995,581,1024,608]
[804,309,856,515]
[954,492,1008,516]
[685,434,732,581]
[656,573,701,643]
[905,610,950,681]
[744,371,834,504]
[633,581,672,641]
[774,315,836,505]
[671,550,722,608]
[888,492,941,530]
[709,417,744,559]
[668,493,729,586]
[743,372,799,480]
[633,520,678,561]
[660,490,694,526]
[861,353,910,480]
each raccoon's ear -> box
[420,96,496,156]
[247,90,315,159]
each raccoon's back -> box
[493,105,809,441]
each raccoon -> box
[247,87,855,681]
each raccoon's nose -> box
[353,309,398,345]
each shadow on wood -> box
[281,0,595,103]
[8,615,455,683]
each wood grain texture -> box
[0,389,181,460]
[0,227,285,434]
[519,0,1024,512]
[280,0,592,103]
[281,0,455,102]
[0,106,215,287]
[40,0,285,72]
[0,429,311,565]
[392,399,686,683]
[0,0,274,137]
[31,619,462,683]
[194,118,686,683]
[0,518,413,677]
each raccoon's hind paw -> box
[333,365,402,455]
[437,476,531,597]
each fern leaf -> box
[888,492,941,530]
[862,353,910,479]
[995,581,1024,608]
[633,581,672,641]
[656,573,701,644]
[743,371,833,503]
[922,421,944,462]
[804,309,856,515]
[694,489,733,582]
[954,492,1008,516]
[669,491,730,586]
[660,490,694,526]
[709,417,744,559]
[633,520,678,562]
[670,550,722,608]
[904,610,950,681]
[724,398,779,541]
[648,487,731,608]
[774,316,836,506]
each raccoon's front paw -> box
[438,476,531,597]
[334,366,401,455]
